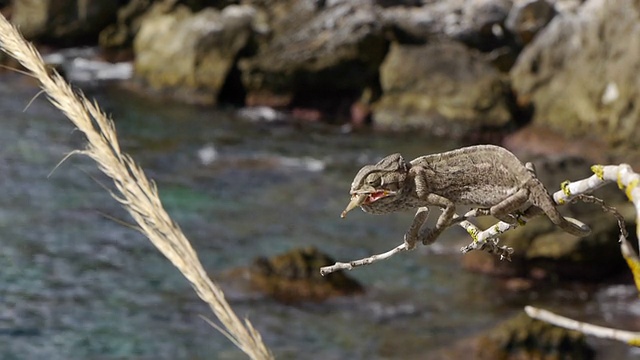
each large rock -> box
[380,0,512,50]
[133,4,256,104]
[100,0,157,51]
[510,0,640,146]
[373,41,512,135]
[11,0,118,44]
[100,0,238,51]
[238,0,388,109]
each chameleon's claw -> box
[341,193,368,218]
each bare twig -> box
[320,211,515,275]
[320,242,409,275]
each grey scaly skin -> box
[341,145,591,250]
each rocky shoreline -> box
[3,0,638,145]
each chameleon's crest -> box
[341,153,410,218]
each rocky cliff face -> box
[8,0,640,145]
[511,0,640,147]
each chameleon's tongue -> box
[341,193,367,218]
[340,191,391,218]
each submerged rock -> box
[431,312,594,359]
[475,312,594,360]
[235,247,364,303]
[373,41,512,136]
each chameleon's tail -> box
[528,185,592,237]
[558,216,592,236]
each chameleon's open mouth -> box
[340,190,394,218]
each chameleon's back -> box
[409,145,534,207]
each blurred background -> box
[1,0,640,359]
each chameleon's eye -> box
[366,176,381,187]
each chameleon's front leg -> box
[411,167,457,245]
[404,207,430,250]
[419,193,456,245]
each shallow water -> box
[0,74,638,359]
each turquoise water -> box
[0,74,637,359]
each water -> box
[0,73,637,359]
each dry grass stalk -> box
[0,14,273,360]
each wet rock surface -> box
[230,247,364,303]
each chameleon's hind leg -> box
[489,188,530,224]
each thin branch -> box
[525,306,640,346]
[320,242,409,275]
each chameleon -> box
[340,145,591,250]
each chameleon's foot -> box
[465,208,491,218]
[494,213,519,225]
[404,234,418,250]
[421,229,439,245]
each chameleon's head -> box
[341,153,410,218]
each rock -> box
[510,0,640,147]
[462,155,635,281]
[100,0,238,51]
[233,247,364,303]
[505,0,556,45]
[238,0,387,112]
[99,0,156,51]
[373,41,512,135]
[431,312,594,359]
[380,0,512,51]
[475,313,595,360]
[133,4,256,104]
[11,0,118,45]
[503,124,613,166]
